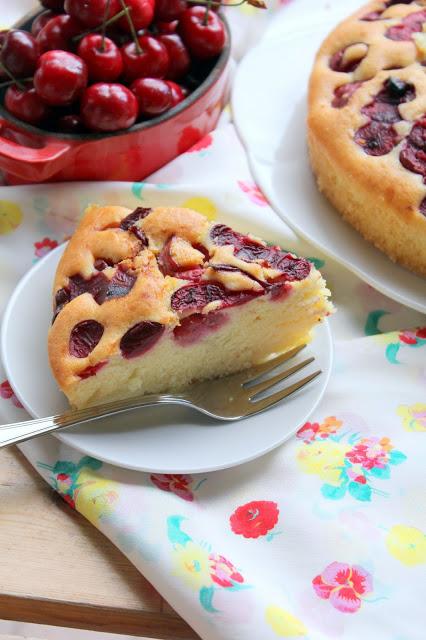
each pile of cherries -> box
[0,0,228,133]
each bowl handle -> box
[0,121,72,183]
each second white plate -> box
[232,26,426,314]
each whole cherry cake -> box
[308,0,426,276]
[48,205,332,409]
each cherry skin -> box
[64,0,121,28]
[178,6,225,59]
[56,113,85,132]
[122,35,169,82]
[80,83,138,132]
[157,33,190,80]
[1,30,40,77]
[5,84,49,125]
[155,0,187,22]
[31,11,56,38]
[34,50,88,106]
[155,20,178,33]
[131,77,173,116]
[0,30,8,48]
[37,14,83,52]
[118,0,155,31]
[40,0,65,9]
[166,80,187,105]
[77,34,123,82]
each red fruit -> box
[131,77,172,117]
[0,30,8,48]
[34,50,88,106]
[178,6,225,59]
[155,0,187,22]
[155,20,178,34]
[37,14,83,52]
[56,113,84,132]
[173,311,227,346]
[31,11,56,38]
[80,83,138,132]
[64,0,121,28]
[355,121,398,156]
[1,30,40,77]
[120,321,165,359]
[79,360,107,379]
[166,80,186,106]
[122,35,169,82]
[69,320,104,358]
[40,0,65,9]
[120,206,152,229]
[5,84,49,125]
[77,34,123,82]
[158,33,190,80]
[118,0,155,31]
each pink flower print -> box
[297,421,320,443]
[346,437,392,470]
[209,553,244,588]
[0,380,23,408]
[297,416,342,443]
[150,474,194,501]
[237,180,268,206]
[312,562,373,613]
[34,237,58,258]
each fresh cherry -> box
[178,6,225,59]
[158,33,190,80]
[32,11,56,37]
[5,84,49,125]
[155,20,178,34]
[122,35,169,82]
[80,82,138,131]
[166,80,186,105]
[118,0,155,31]
[34,50,88,106]
[77,34,123,82]
[155,0,187,22]
[37,14,83,52]
[0,30,8,48]
[56,113,84,132]
[131,77,172,117]
[1,30,40,77]
[64,0,121,28]
[40,0,65,9]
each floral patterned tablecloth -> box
[1,2,426,640]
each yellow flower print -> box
[0,200,23,235]
[397,404,426,432]
[296,441,349,486]
[182,196,217,221]
[173,542,212,590]
[75,470,119,526]
[386,525,426,566]
[266,606,307,637]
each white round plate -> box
[232,27,426,314]
[1,218,332,474]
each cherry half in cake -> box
[48,205,332,409]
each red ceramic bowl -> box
[0,11,231,184]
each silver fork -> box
[0,344,320,449]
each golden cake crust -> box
[308,0,426,276]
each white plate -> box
[232,27,426,314]
[1,222,332,474]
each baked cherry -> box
[155,0,187,22]
[80,82,138,132]
[332,82,362,108]
[131,77,173,116]
[56,113,84,132]
[120,321,165,359]
[178,6,225,59]
[355,121,398,156]
[69,320,104,358]
[5,84,49,125]
[158,33,190,80]
[31,11,56,38]
[64,0,121,28]
[37,14,83,52]
[77,34,123,82]
[122,35,169,82]
[34,50,88,106]
[155,20,178,34]
[1,30,40,77]
[40,0,65,9]
[118,0,155,31]
[166,80,186,105]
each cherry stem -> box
[72,7,130,42]
[118,0,142,54]
[100,0,112,52]
[203,0,212,26]
[0,76,32,89]
[0,62,25,90]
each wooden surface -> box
[0,448,199,640]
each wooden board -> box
[0,448,198,640]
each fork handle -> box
[0,394,188,449]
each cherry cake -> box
[308,0,426,276]
[48,205,332,409]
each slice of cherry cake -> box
[48,205,332,409]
